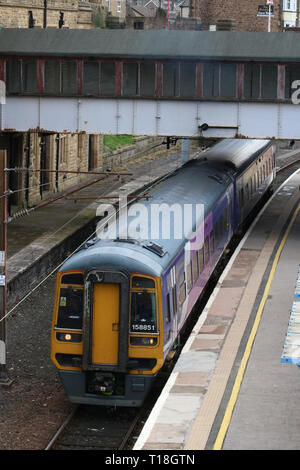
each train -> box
[51,138,275,407]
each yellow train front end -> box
[51,269,164,406]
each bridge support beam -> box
[3,97,300,140]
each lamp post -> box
[267,0,273,32]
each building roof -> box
[0,28,300,62]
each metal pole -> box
[43,0,47,28]
[268,3,271,32]
[0,150,11,386]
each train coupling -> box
[89,372,115,395]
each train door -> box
[92,283,120,365]
[83,270,129,373]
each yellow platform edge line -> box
[213,202,300,450]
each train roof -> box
[60,139,272,277]
[0,29,299,63]
[203,139,272,172]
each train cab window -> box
[6,59,21,93]
[23,61,38,93]
[44,60,60,94]
[62,61,77,95]
[61,273,84,285]
[123,62,139,96]
[130,291,157,333]
[83,61,100,95]
[132,276,155,289]
[57,287,83,330]
[163,63,179,97]
[101,61,116,95]
[140,62,156,97]
[180,62,196,97]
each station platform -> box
[134,167,300,451]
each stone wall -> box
[191,0,281,32]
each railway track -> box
[44,155,300,452]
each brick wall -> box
[191,0,281,32]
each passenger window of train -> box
[209,232,214,255]
[57,287,83,330]
[44,60,60,94]
[244,64,260,99]
[192,252,199,283]
[100,61,116,95]
[180,62,196,97]
[178,282,186,306]
[140,62,156,97]
[62,61,77,94]
[166,293,171,323]
[130,291,157,333]
[23,61,38,93]
[203,63,219,98]
[132,276,155,289]
[186,263,193,292]
[198,247,204,272]
[6,59,22,93]
[123,62,139,96]
[83,61,99,95]
[163,63,179,97]
[220,63,236,98]
[261,64,277,99]
[204,237,210,264]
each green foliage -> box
[92,10,105,28]
[103,135,135,151]
[156,7,167,17]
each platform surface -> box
[134,167,300,451]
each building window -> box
[117,0,121,13]
[203,63,219,98]
[83,61,99,95]
[123,62,139,96]
[284,0,296,11]
[180,62,196,97]
[140,62,155,96]
[244,64,260,99]
[261,64,277,99]
[100,61,115,95]
[134,21,144,29]
[23,61,38,93]
[244,64,278,99]
[44,60,60,94]
[220,63,236,98]
[163,63,179,97]
[61,61,77,95]
[6,59,22,93]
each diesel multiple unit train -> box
[51,139,275,406]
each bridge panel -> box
[3,97,300,139]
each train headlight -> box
[130,336,158,346]
[56,332,82,342]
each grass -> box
[103,135,135,152]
